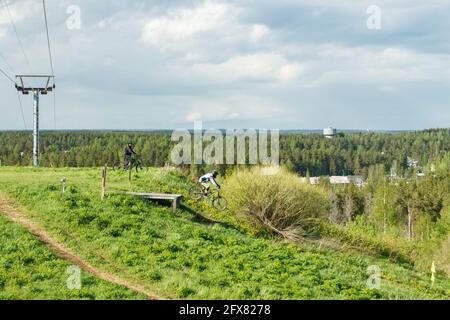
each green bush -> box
[223,168,329,241]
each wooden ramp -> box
[125,192,183,214]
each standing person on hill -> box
[124,141,137,169]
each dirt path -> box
[0,196,160,300]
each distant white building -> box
[302,175,365,187]
[323,127,337,139]
[329,176,350,184]
[330,175,365,187]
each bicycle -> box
[124,155,144,173]
[189,182,228,211]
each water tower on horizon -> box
[323,127,337,139]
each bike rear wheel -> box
[189,184,204,200]
[212,196,228,211]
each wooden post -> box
[431,261,436,286]
[383,180,387,234]
[101,164,107,200]
[172,198,178,214]
[407,204,413,240]
[61,177,67,194]
[128,165,132,189]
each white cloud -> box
[297,44,450,86]
[277,63,303,81]
[183,53,303,82]
[141,1,234,45]
[250,24,269,42]
[140,1,274,57]
[0,0,40,27]
[96,17,115,29]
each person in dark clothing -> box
[124,141,137,169]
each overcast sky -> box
[0,0,449,130]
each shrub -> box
[223,168,329,241]
[177,286,196,298]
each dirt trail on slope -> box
[0,197,160,300]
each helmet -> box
[212,170,218,178]
[128,140,133,145]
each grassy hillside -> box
[0,213,144,300]
[0,167,449,299]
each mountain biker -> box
[199,170,221,195]
[124,141,137,169]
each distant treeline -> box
[281,129,450,177]
[0,129,449,177]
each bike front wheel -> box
[135,162,143,173]
[212,196,228,211]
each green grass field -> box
[0,212,144,300]
[0,167,449,300]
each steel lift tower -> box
[15,75,55,167]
